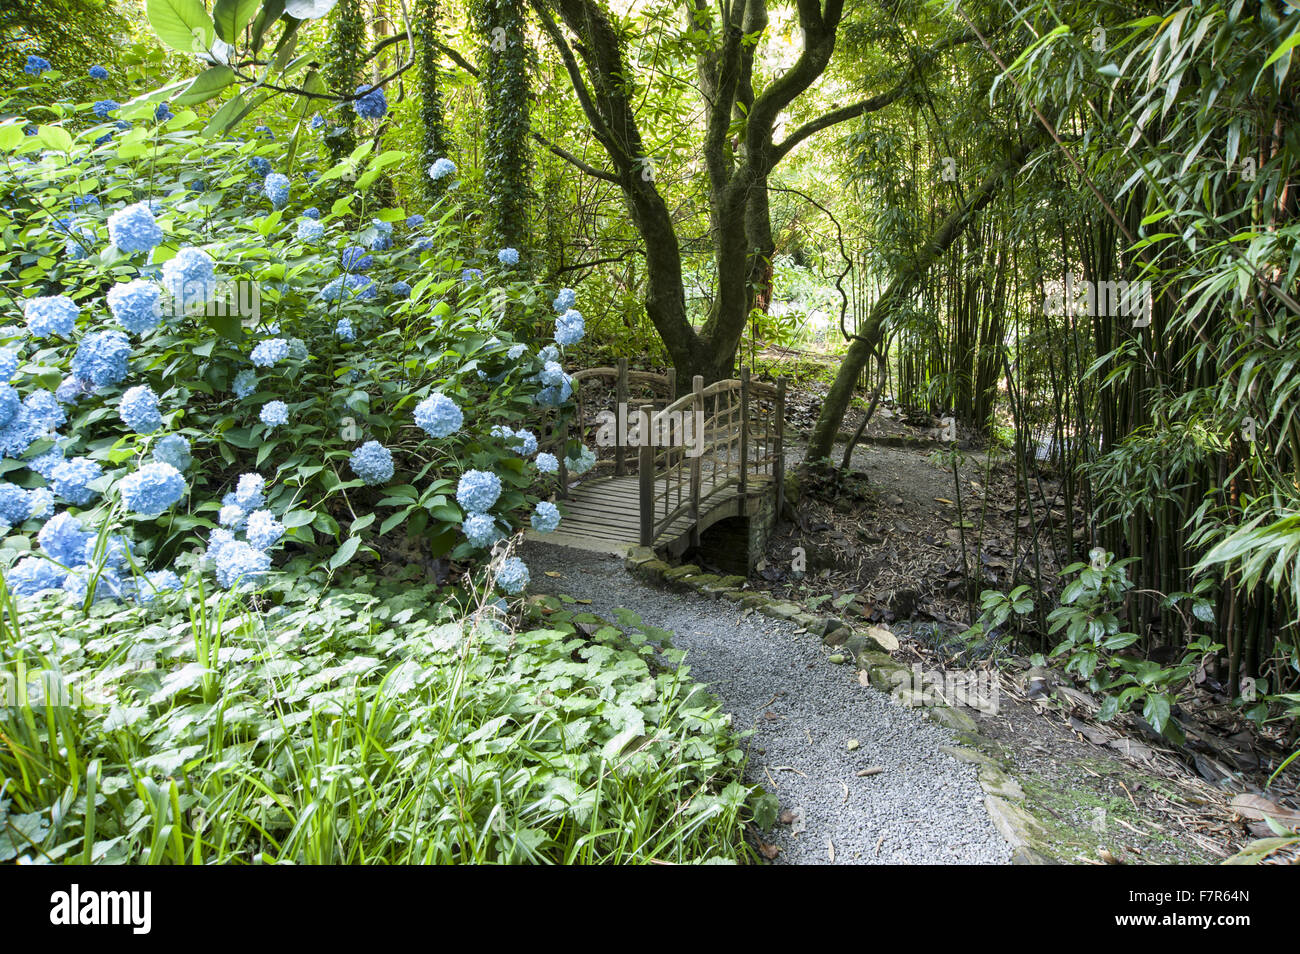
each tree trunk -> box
[808,136,1042,459]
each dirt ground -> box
[685,370,1300,864]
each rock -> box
[924,706,979,733]
[662,563,702,582]
[760,601,801,620]
[628,559,671,584]
[821,624,851,647]
[847,739,859,750]
[939,745,1002,769]
[978,765,1025,800]
[859,625,900,653]
[984,794,1050,849]
[622,546,657,570]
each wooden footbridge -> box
[531,361,786,561]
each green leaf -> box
[174,65,236,106]
[213,0,261,42]
[205,312,243,342]
[146,0,214,53]
[281,510,315,529]
[329,535,361,570]
[36,125,72,152]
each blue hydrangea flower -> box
[535,452,558,474]
[219,503,247,528]
[71,330,130,387]
[118,462,186,517]
[296,218,324,243]
[512,429,539,456]
[248,156,271,177]
[56,376,86,404]
[309,113,325,130]
[263,172,290,208]
[555,309,585,346]
[0,409,40,457]
[428,158,456,180]
[214,539,271,588]
[118,385,162,434]
[496,557,529,594]
[254,124,274,140]
[0,348,18,381]
[154,101,174,123]
[349,441,393,485]
[539,345,559,363]
[107,280,164,334]
[0,385,19,428]
[88,65,108,80]
[498,247,520,266]
[320,274,376,301]
[406,214,425,228]
[23,390,64,431]
[92,99,120,118]
[567,445,597,476]
[540,361,567,387]
[154,434,191,471]
[461,268,482,282]
[137,569,182,603]
[25,296,78,337]
[5,557,66,596]
[232,369,258,399]
[507,344,527,360]
[25,55,52,75]
[83,534,132,570]
[340,246,373,273]
[62,220,97,259]
[250,338,289,368]
[414,393,462,438]
[50,457,103,505]
[462,512,501,548]
[368,219,393,251]
[530,501,561,533]
[107,202,163,254]
[259,400,288,428]
[161,247,217,311]
[234,473,265,511]
[38,512,90,566]
[334,318,355,341]
[245,510,284,550]
[352,83,388,119]
[552,288,577,312]
[413,236,434,252]
[390,280,411,298]
[0,483,31,524]
[287,338,308,361]
[29,449,64,479]
[27,488,54,520]
[456,470,502,513]
[302,206,321,219]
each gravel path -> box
[522,540,1012,865]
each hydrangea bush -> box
[0,65,593,607]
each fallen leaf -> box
[758,839,780,860]
[1230,794,1300,827]
[543,571,563,578]
[857,766,885,777]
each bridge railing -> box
[554,359,676,494]
[637,370,785,547]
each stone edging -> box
[622,545,1060,865]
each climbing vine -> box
[416,0,451,203]
[473,0,532,256]
[324,0,367,160]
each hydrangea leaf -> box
[328,535,361,570]
[174,65,236,107]
[212,0,262,43]
[146,0,215,54]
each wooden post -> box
[774,377,786,520]
[739,367,749,497]
[557,413,570,499]
[638,404,654,546]
[615,357,628,477]
[690,374,703,548]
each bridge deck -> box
[528,473,760,555]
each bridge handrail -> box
[638,370,785,547]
